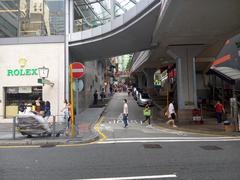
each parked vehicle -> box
[134,88,143,100]
[137,92,153,106]
[17,111,67,138]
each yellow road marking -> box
[94,116,107,142]
[0,145,40,149]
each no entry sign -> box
[71,62,85,79]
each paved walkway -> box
[151,103,240,136]
[0,107,105,146]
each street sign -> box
[38,78,54,86]
[73,79,84,92]
[71,62,85,79]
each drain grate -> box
[200,145,223,150]
[143,144,162,149]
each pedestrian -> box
[123,99,128,128]
[100,88,105,102]
[214,100,225,124]
[110,85,113,96]
[39,100,45,116]
[143,104,151,126]
[166,100,177,128]
[61,99,71,127]
[44,101,51,118]
[93,90,98,105]
[35,97,41,113]
[18,102,26,113]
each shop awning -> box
[207,66,240,85]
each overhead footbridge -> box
[69,0,162,61]
[131,0,240,72]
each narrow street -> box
[99,93,213,140]
[1,93,240,180]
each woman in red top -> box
[215,100,225,123]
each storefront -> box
[0,43,65,119]
[4,86,42,118]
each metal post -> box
[70,64,75,139]
[233,86,238,131]
[75,79,79,116]
[221,79,224,103]
[75,79,79,136]
[65,0,70,101]
[13,117,16,140]
[53,116,56,138]
[200,103,203,121]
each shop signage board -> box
[71,62,85,79]
[7,68,38,76]
[19,87,32,93]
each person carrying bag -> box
[143,104,151,126]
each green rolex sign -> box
[7,68,38,76]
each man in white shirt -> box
[123,99,128,128]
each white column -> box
[143,68,157,88]
[69,0,74,33]
[137,72,144,89]
[65,0,70,100]
[167,46,204,110]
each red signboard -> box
[71,62,85,79]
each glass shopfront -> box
[4,86,42,118]
[0,0,64,38]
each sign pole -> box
[75,79,79,116]
[70,64,75,139]
[70,62,85,138]
[75,79,79,136]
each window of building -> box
[0,0,64,38]
[4,86,42,118]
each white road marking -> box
[97,136,240,144]
[73,174,177,180]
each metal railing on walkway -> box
[0,114,73,140]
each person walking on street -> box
[61,99,71,128]
[143,104,151,126]
[123,99,128,128]
[93,90,98,105]
[215,100,225,124]
[166,100,177,128]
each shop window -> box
[4,86,42,118]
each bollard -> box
[52,116,56,137]
[13,117,16,140]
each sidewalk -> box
[151,103,240,136]
[0,106,106,146]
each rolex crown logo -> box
[19,58,27,68]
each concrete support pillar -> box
[137,72,144,89]
[167,46,204,121]
[143,68,157,89]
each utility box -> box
[224,120,235,132]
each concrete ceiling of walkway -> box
[69,0,161,62]
[134,0,240,72]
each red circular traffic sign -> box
[71,62,85,79]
